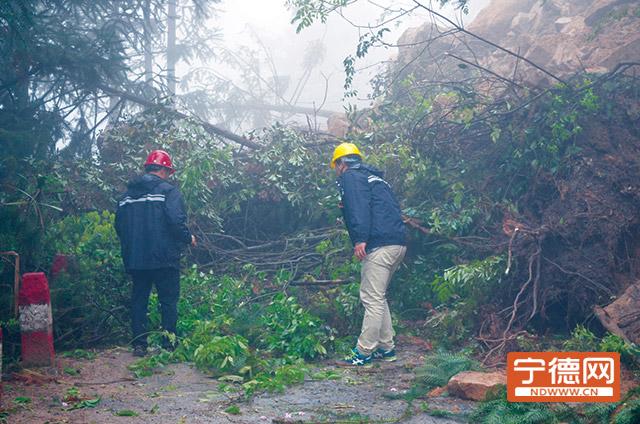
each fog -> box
[185,0,491,120]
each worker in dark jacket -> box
[331,143,407,367]
[115,150,196,357]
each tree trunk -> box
[167,0,177,97]
[143,0,153,86]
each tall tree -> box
[167,0,178,96]
[143,0,154,86]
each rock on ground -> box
[446,371,506,401]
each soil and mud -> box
[3,343,471,423]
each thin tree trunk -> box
[143,0,153,86]
[167,0,177,96]
[107,95,123,126]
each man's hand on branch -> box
[191,235,197,247]
[354,242,367,261]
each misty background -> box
[172,0,491,130]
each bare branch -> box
[97,84,260,149]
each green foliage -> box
[88,114,335,243]
[599,334,640,367]
[61,349,97,360]
[65,397,101,411]
[333,281,363,333]
[224,405,241,415]
[115,409,139,417]
[129,264,334,397]
[0,158,65,292]
[423,304,474,349]
[0,0,209,285]
[43,211,128,346]
[470,389,559,424]
[193,334,251,375]
[431,256,504,303]
[260,293,332,359]
[95,110,246,227]
[251,125,329,208]
[286,0,350,32]
[310,369,342,380]
[428,200,480,237]
[583,403,618,424]
[128,351,174,379]
[414,351,481,390]
[63,367,79,376]
[12,397,31,405]
[562,325,640,367]
[562,325,599,352]
[472,388,640,424]
[614,399,640,424]
[62,386,101,411]
[410,256,504,349]
[2,3,638,409]
[243,362,308,395]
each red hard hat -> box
[144,150,175,174]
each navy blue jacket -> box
[115,174,192,271]
[337,163,406,251]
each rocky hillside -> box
[397,0,640,86]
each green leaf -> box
[218,375,244,383]
[66,397,101,411]
[224,405,241,415]
[13,397,32,405]
[115,409,139,417]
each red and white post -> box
[19,272,55,367]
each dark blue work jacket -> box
[337,163,406,252]
[115,174,192,271]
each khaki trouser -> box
[357,245,407,356]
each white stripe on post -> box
[19,304,52,332]
[19,272,55,367]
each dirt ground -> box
[1,343,473,423]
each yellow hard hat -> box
[330,142,362,169]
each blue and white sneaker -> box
[338,348,372,367]
[372,348,397,362]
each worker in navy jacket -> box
[115,150,196,357]
[331,143,407,367]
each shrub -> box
[128,265,336,396]
[43,211,128,346]
[599,333,640,367]
[561,325,599,352]
[561,325,640,368]
[260,293,333,359]
[193,333,252,375]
